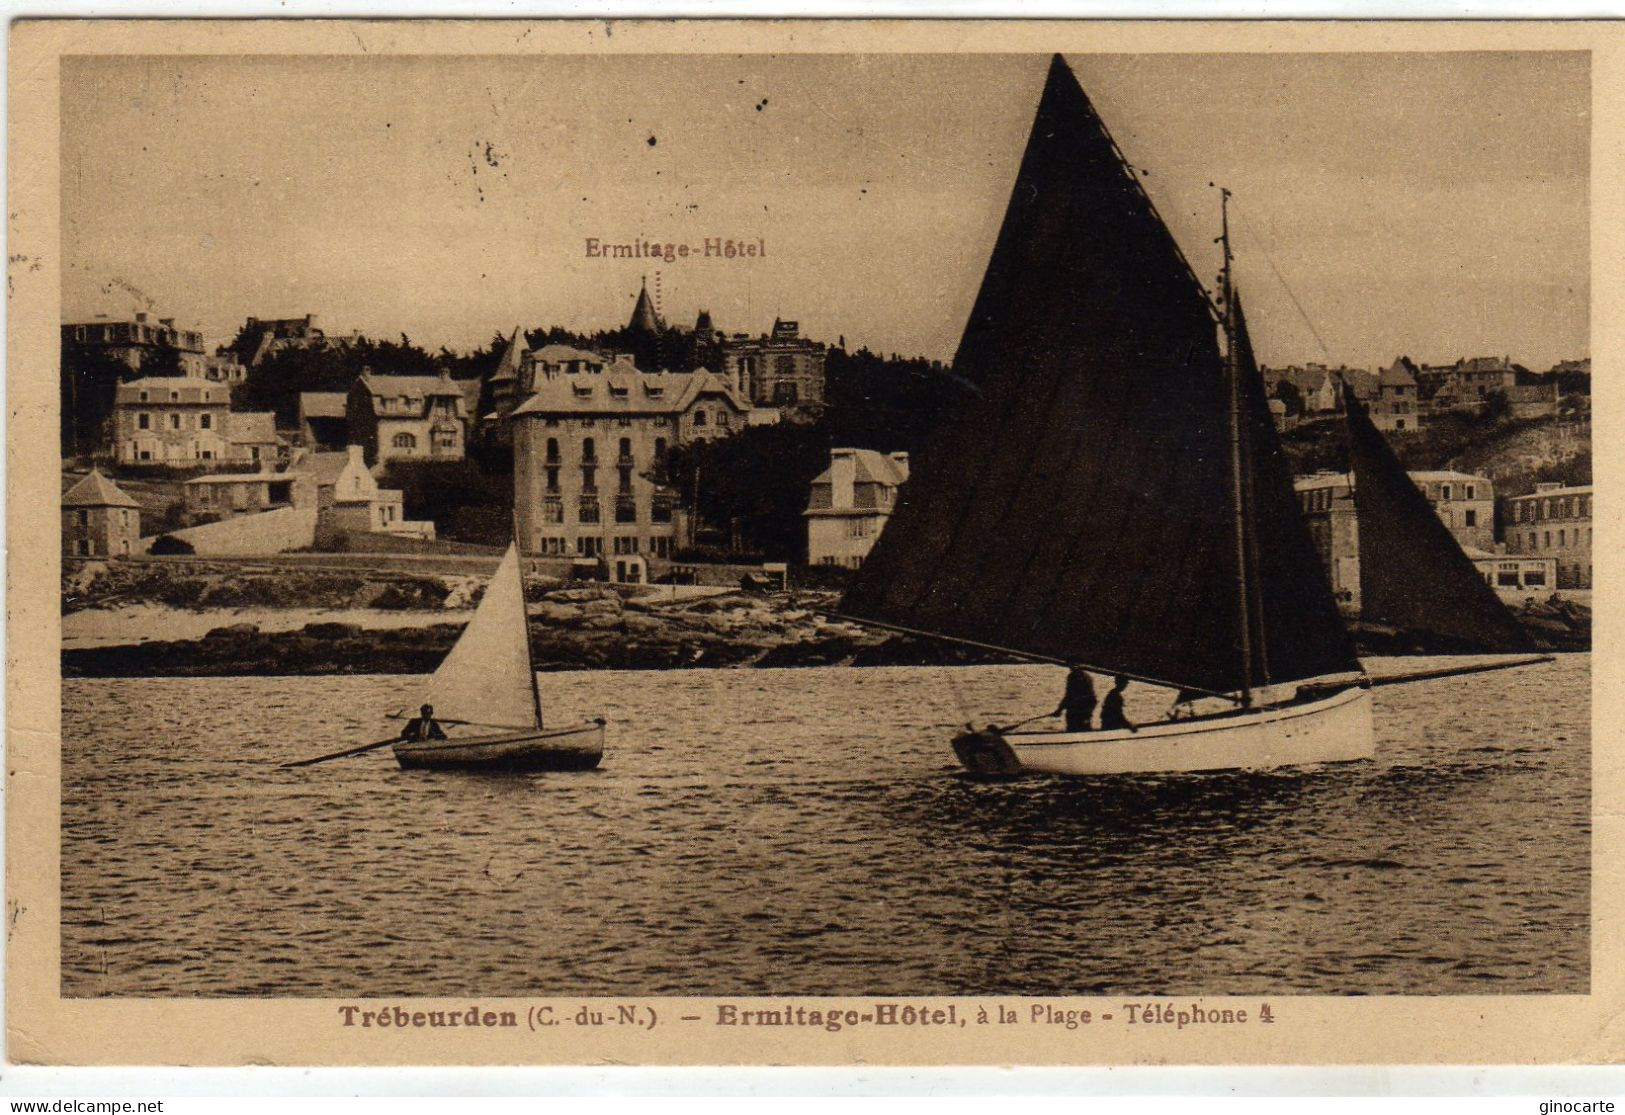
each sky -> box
[61,51,1589,370]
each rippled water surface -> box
[62,658,1588,997]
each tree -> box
[1481,388,1512,423]
[1272,379,1305,417]
[666,424,832,561]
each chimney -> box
[159,317,175,328]
[135,312,149,323]
[830,448,857,511]
[888,452,910,482]
[347,444,365,468]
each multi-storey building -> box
[1295,468,1498,603]
[1504,482,1592,589]
[62,469,141,558]
[63,312,207,375]
[1418,355,1519,409]
[112,376,278,465]
[221,313,354,369]
[510,355,748,576]
[346,371,470,464]
[804,448,910,568]
[1370,358,1422,432]
[720,319,826,420]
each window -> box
[543,497,564,524]
[576,536,602,557]
[1525,567,1546,587]
[1440,484,1451,500]
[1559,529,1567,547]
[393,432,417,450]
[848,519,874,539]
[618,437,632,461]
[582,437,596,463]
[76,509,88,527]
[718,411,731,428]
[650,536,671,558]
[139,390,149,402]
[200,413,212,430]
[651,496,673,524]
[1466,484,1476,500]
[545,466,560,493]
[613,536,640,555]
[579,499,601,524]
[618,416,632,427]
[545,437,561,462]
[1395,419,1406,430]
[654,437,668,464]
[582,466,597,493]
[618,465,633,493]
[615,497,637,524]
[1464,509,1477,528]
[169,413,182,430]
[693,410,708,427]
[433,428,457,451]
[138,413,150,430]
[75,540,90,556]
[170,390,180,402]
[545,418,560,428]
[1545,531,1552,548]
[773,382,799,406]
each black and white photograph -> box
[12,19,1609,1067]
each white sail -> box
[396,543,539,730]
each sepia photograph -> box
[11,19,1614,1066]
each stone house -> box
[112,376,279,466]
[1504,482,1592,589]
[62,469,141,558]
[346,371,470,465]
[804,448,910,569]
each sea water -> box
[60,657,1588,996]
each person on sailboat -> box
[399,703,448,743]
[1053,666,1097,732]
[1100,676,1136,733]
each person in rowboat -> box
[400,703,448,743]
[1100,675,1137,733]
[1053,666,1097,732]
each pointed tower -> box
[628,277,663,333]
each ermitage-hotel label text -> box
[585,237,766,263]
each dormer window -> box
[609,384,629,398]
[139,391,149,402]
[573,382,593,397]
[644,384,665,399]
[170,391,180,402]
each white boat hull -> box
[954,684,1373,776]
[394,720,605,772]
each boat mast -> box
[1219,187,1254,707]
[513,513,546,729]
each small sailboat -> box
[392,542,604,772]
[831,54,1547,777]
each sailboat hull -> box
[958,684,1373,776]
[393,720,605,772]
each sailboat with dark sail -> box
[832,54,1548,777]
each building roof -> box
[1296,469,1489,492]
[1405,470,1490,485]
[62,469,140,508]
[1508,484,1592,500]
[185,472,278,485]
[1378,360,1417,388]
[299,391,348,419]
[353,373,469,417]
[530,343,603,366]
[806,449,910,514]
[114,377,228,404]
[286,448,360,487]
[511,363,746,418]
[227,411,279,444]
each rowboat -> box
[394,720,605,772]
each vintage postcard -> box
[8,18,1620,1067]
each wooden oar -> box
[281,736,400,769]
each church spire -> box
[628,276,663,334]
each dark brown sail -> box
[1341,383,1537,653]
[1233,297,1363,686]
[838,55,1354,695]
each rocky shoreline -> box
[60,560,1590,678]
